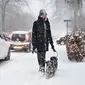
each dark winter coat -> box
[32,16,54,52]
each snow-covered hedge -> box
[66,31,85,62]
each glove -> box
[32,47,37,54]
[32,50,35,54]
[32,47,36,54]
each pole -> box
[67,22,68,35]
[64,20,71,41]
[64,20,71,35]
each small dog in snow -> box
[45,56,58,78]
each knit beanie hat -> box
[39,9,47,16]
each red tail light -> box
[28,34,32,41]
[25,34,29,41]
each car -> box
[56,35,68,45]
[0,36,10,61]
[57,36,66,45]
[0,33,10,41]
[9,31,32,52]
[57,37,65,45]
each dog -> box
[45,56,58,78]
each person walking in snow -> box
[32,9,56,72]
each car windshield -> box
[11,34,25,42]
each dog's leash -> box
[55,51,58,58]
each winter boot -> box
[39,66,45,73]
[39,65,42,71]
[41,67,45,73]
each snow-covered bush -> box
[66,31,85,62]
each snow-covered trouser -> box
[37,52,46,67]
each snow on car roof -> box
[11,31,29,34]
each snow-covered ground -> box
[0,40,85,85]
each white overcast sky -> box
[28,0,54,19]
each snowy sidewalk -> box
[21,42,85,85]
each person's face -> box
[41,13,47,19]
